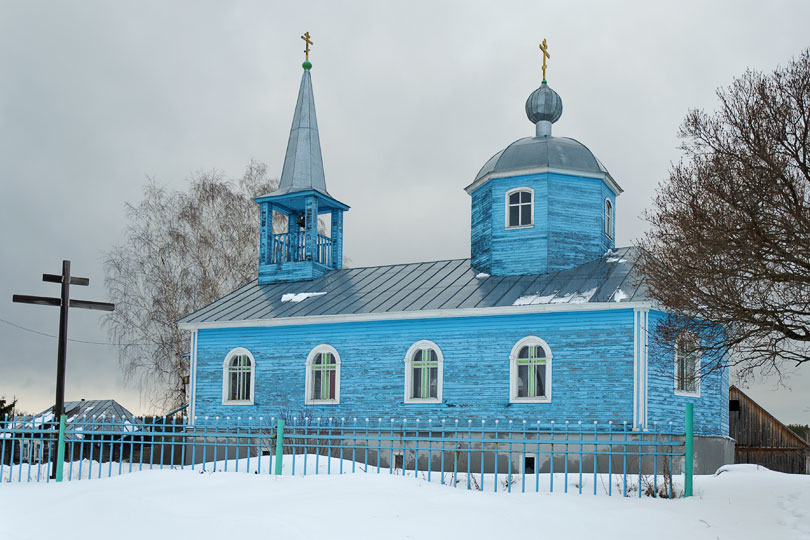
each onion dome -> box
[525,82,563,137]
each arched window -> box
[604,198,614,238]
[510,337,552,403]
[506,188,534,228]
[222,348,255,405]
[404,340,443,403]
[674,333,700,396]
[306,345,340,404]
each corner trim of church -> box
[633,307,650,430]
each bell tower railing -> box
[268,231,332,268]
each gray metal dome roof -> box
[473,136,609,182]
[525,83,563,124]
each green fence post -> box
[274,419,284,475]
[684,402,693,497]
[55,414,67,482]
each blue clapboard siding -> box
[258,260,332,283]
[645,310,729,436]
[194,309,636,424]
[470,172,615,276]
[487,174,549,276]
[470,186,492,272]
[601,182,616,249]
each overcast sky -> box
[1,0,808,423]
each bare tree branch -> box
[103,160,283,411]
[637,49,810,379]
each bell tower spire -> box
[276,32,328,197]
[255,34,349,284]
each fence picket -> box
[0,414,686,498]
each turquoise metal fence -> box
[1,414,688,497]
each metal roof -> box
[35,399,140,422]
[525,82,563,126]
[179,246,649,327]
[29,400,143,438]
[473,136,609,184]
[258,68,329,199]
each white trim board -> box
[632,308,649,430]
[179,301,653,331]
[189,331,198,424]
[464,166,623,196]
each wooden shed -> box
[729,385,810,474]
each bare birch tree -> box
[104,161,281,410]
[637,49,810,378]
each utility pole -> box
[13,260,115,478]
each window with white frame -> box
[404,340,443,403]
[605,198,614,238]
[222,348,255,405]
[674,333,700,396]
[510,337,551,402]
[306,345,340,404]
[506,188,533,228]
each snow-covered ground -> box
[1,462,808,539]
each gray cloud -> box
[1,0,808,423]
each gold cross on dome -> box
[301,32,313,61]
[539,38,550,82]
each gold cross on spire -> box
[539,38,550,82]
[301,32,313,61]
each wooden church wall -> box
[194,307,726,437]
[644,310,730,437]
[547,174,615,272]
[471,172,615,276]
[469,186,492,272]
[485,174,550,276]
[194,309,637,424]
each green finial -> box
[302,60,312,70]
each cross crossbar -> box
[69,299,115,311]
[12,294,61,307]
[42,274,89,286]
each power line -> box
[0,316,148,346]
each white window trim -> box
[673,334,701,398]
[505,187,534,230]
[404,340,444,404]
[604,198,614,239]
[305,344,341,405]
[509,336,552,403]
[222,347,256,406]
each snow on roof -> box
[281,292,327,303]
[23,400,144,438]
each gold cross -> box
[301,32,313,61]
[539,38,550,82]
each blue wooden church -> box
[178,47,731,465]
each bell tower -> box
[256,34,349,284]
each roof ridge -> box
[331,257,472,272]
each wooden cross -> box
[301,32,313,61]
[12,260,115,479]
[539,38,550,82]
